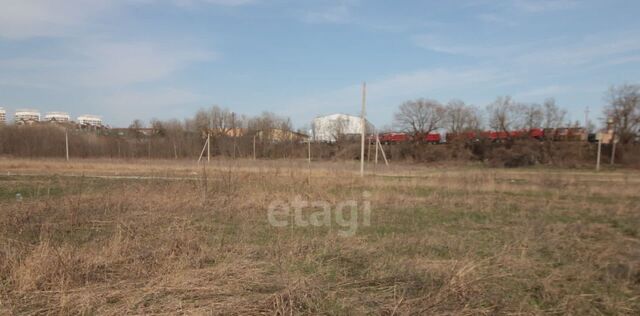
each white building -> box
[77,115,103,127]
[44,112,71,123]
[15,109,41,124]
[0,107,5,124]
[311,113,374,142]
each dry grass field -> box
[1,158,639,315]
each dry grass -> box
[1,158,639,315]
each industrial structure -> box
[0,108,5,124]
[77,115,103,127]
[311,113,374,142]
[15,109,41,125]
[44,112,71,123]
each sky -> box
[0,0,639,129]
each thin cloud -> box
[73,40,215,86]
[512,0,578,13]
[302,5,351,24]
[299,0,360,24]
[0,0,114,39]
[516,33,640,67]
[171,0,257,7]
[0,0,256,39]
[100,88,208,125]
[514,85,570,99]
[413,30,640,73]
[0,40,216,88]
[605,55,640,66]
[412,34,527,57]
[476,13,517,26]
[366,68,513,100]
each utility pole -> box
[374,129,379,166]
[611,139,616,165]
[360,82,366,177]
[596,137,602,172]
[198,137,208,164]
[65,130,69,161]
[253,135,256,160]
[377,136,389,166]
[173,142,178,160]
[367,132,372,162]
[209,108,213,163]
[232,112,237,159]
[373,129,379,174]
[207,133,210,163]
[611,130,616,165]
[308,139,311,165]
[584,106,590,129]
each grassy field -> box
[1,158,639,315]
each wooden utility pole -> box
[367,132,372,162]
[611,134,616,165]
[232,112,237,159]
[308,139,311,164]
[596,137,602,171]
[610,120,617,165]
[584,106,590,130]
[377,136,389,166]
[374,130,379,166]
[198,137,208,164]
[173,142,178,160]
[65,130,69,161]
[207,133,210,163]
[208,109,213,163]
[360,82,366,177]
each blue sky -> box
[0,0,639,128]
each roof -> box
[45,112,70,117]
[314,113,361,120]
[78,114,102,119]
[15,109,40,114]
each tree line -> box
[0,107,311,159]
[0,84,638,160]
[392,84,639,144]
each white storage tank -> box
[311,113,374,142]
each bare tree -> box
[444,99,482,133]
[394,98,445,137]
[542,98,566,129]
[604,84,640,144]
[522,103,544,130]
[192,109,210,131]
[128,119,144,130]
[487,96,524,134]
[128,119,145,139]
[150,119,166,136]
[329,116,349,142]
[248,112,292,142]
[210,105,235,137]
[190,105,236,137]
